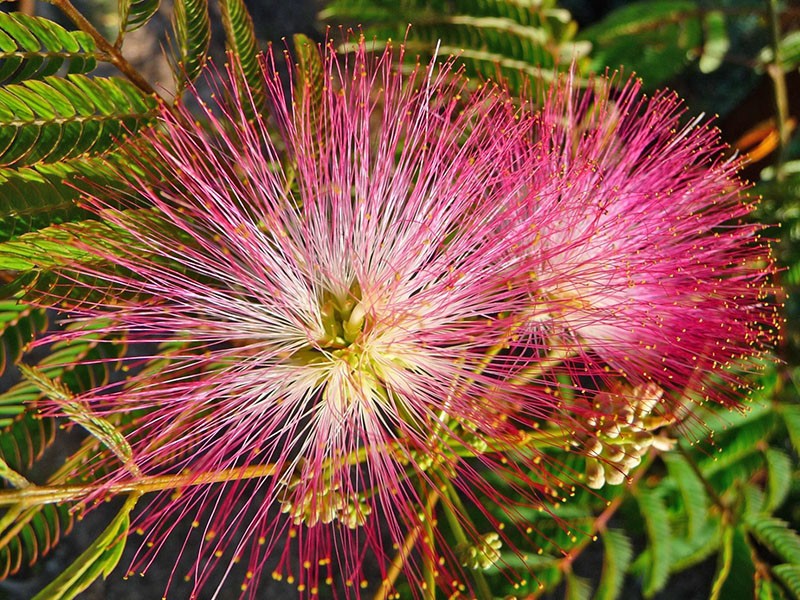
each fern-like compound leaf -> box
[635,486,672,597]
[0,13,98,85]
[117,0,160,43]
[171,0,210,88]
[32,493,138,600]
[0,299,47,381]
[772,565,800,599]
[219,0,265,116]
[747,517,800,565]
[0,75,158,167]
[596,528,633,600]
[321,0,588,93]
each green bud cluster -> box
[280,483,372,529]
[456,532,503,570]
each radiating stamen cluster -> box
[33,36,777,600]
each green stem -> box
[374,488,440,600]
[422,504,436,600]
[766,0,790,181]
[677,442,727,510]
[441,481,494,600]
[710,525,735,600]
[508,347,575,386]
[48,0,160,99]
[0,461,277,507]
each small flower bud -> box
[457,532,503,570]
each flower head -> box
[34,40,776,599]
[521,71,777,406]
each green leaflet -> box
[697,411,776,478]
[219,0,265,116]
[0,165,89,242]
[0,326,127,435]
[0,13,98,84]
[0,412,69,580]
[0,324,129,581]
[32,493,138,600]
[772,565,800,599]
[564,571,591,600]
[20,365,140,478]
[293,33,325,134]
[698,10,729,74]
[117,0,160,43]
[669,521,722,573]
[321,0,587,93]
[0,299,47,379]
[289,33,325,181]
[763,448,792,512]
[662,452,709,540]
[0,499,75,580]
[0,157,126,242]
[0,74,158,167]
[578,0,703,88]
[742,483,767,520]
[780,404,800,455]
[596,529,633,600]
[634,486,671,597]
[0,412,55,476]
[171,0,211,87]
[747,517,800,565]
[0,219,124,271]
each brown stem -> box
[49,0,160,99]
[18,0,36,16]
[559,452,654,573]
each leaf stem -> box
[373,488,440,600]
[766,0,790,181]
[559,452,655,573]
[441,481,493,600]
[0,461,277,507]
[48,0,160,99]
[422,503,436,600]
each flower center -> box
[316,284,367,350]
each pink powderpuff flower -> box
[519,71,778,411]
[31,41,777,599]
[36,40,567,598]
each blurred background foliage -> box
[0,0,797,599]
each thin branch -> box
[766,0,790,181]
[18,0,36,16]
[441,481,493,600]
[0,461,278,507]
[48,0,160,99]
[559,452,655,573]
[374,488,440,600]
